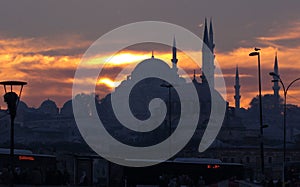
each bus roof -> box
[123,157,225,165]
[0,148,55,158]
[173,157,222,164]
[0,148,32,155]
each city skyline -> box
[1,1,300,109]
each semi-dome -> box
[39,99,59,115]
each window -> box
[256,157,260,165]
[268,157,272,164]
[246,157,250,163]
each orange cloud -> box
[0,34,89,108]
[257,21,300,44]
[1,26,300,110]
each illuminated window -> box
[18,156,35,161]
[207,164,220,169]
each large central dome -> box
[114,56,185,93]
[131,57,176,80]
[133,57,170,72]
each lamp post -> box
[269,72,300,186]
[0,81,27,187]
[249,48,265,179]
[160,83,173,156]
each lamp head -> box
[254,47,261,51]
[0,81,27,118]
[269,72,276,76]
[0,81,27,94]
[249,52,259,56]
[269,72,280,78]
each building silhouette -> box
[272,53,280,98]
[272,53,280,109]
[234,65,241,112]
[171,36,178,73]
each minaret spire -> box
[201,18,209,84]
[173,35,176,47]
[203,18,209,47]
[272,52,280,98]
[192,69,197,83]
[171,36,178,73]
[201,17,215,88]
[209,18,215,53]
[234,65,241,110]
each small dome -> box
[18,101,28,110]
[39,99,59,115]
[60,100,73,116]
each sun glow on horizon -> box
[106,53,150,65]
[83,52,153,68]
[97,78,121,88]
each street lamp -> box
[269,72,300,186]
[0,81,27,187]
[249,48,265,179]
[160,83,173,137]
[160,82,173,156]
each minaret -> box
[272,52,280,98]
[209,18,215,54]
[171,36,178,73]
[201,18,215,88]
[201,18,209,84]
[203,18,209,47]
[234,65,241,110]
[192,69,197,83]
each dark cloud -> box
[23,47,87,57]
[1,1,300,53]
[16,66,75,79]
[271,39,300,49]
[125,43,171,53]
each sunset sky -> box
[1,0,300,109]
